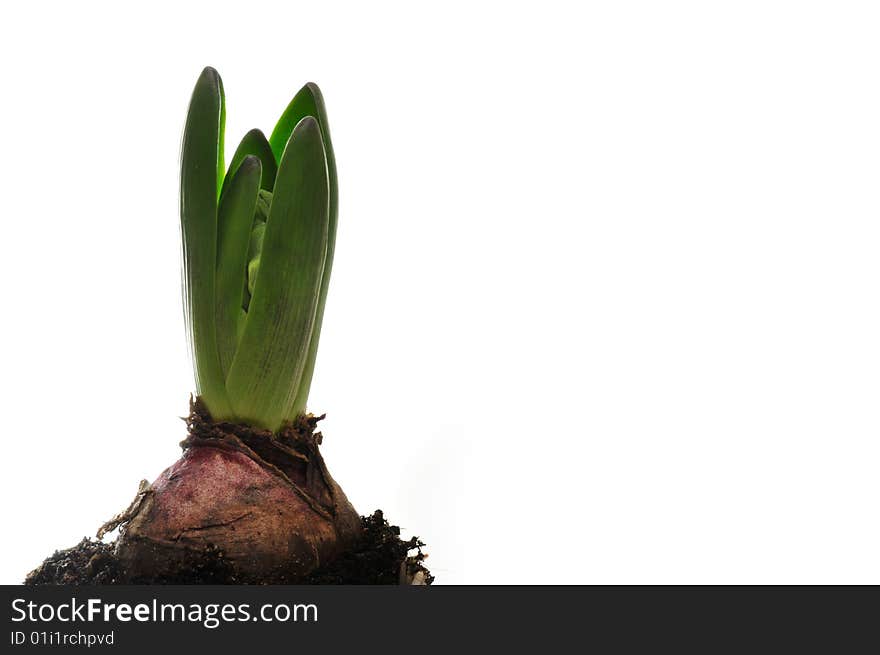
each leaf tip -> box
[200,66,221,83]
[244,127,268,141]
[239,153,262,172]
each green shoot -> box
[180,67,336,431]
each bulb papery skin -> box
[115,402,362,581]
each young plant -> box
[113,68,361,581]
[181,66,338,431]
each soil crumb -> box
[25,511,433,586]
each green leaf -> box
[221,128,277,197]
[270,83,339,417]
[180,66,232,418]
[246,221,266,297]
[216,155,261,376]
[225,116,330,430]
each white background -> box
[1,1,878,584]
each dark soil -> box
[25,510,433,585]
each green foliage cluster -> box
[181,68,338,431]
